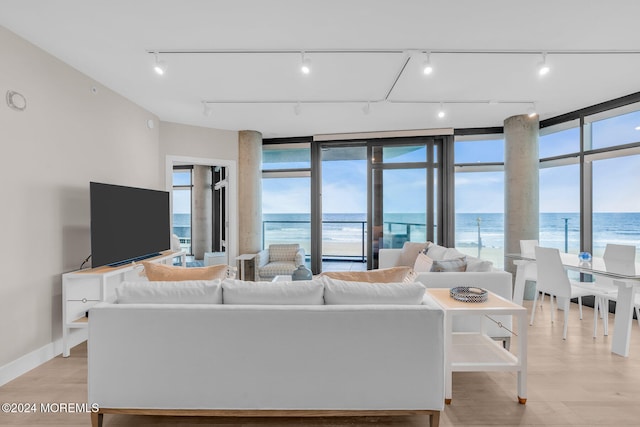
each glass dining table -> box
[506,252,640,357]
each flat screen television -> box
[90,182,170,267]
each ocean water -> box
[174,212,640,262]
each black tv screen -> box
[90,182,170,267]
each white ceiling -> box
[2,0,640,138]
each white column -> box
[504,114,539,277]
[238,130,263,255]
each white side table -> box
[426,288,527,405]
[235,254,256,281]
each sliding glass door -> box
[320,145,368,267]
[370,141,439,268]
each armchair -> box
[254,244,306,281]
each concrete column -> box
[192,165,212,259]
[504,114,539,276]
[238,130,263,255]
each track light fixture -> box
[300,51,311,75]
[153,52,167,76]
[422,52,433,75]
[437,102,445,118]
[362,101,371,115]
[537,52,550,76]
[202,101,213,117]
[294,102,302,115]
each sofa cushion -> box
[116,280,222,304]
[443,247,465,259]
[141,262,228,281]
[319,266,415,283]
[222,279,324,305]
[413,251,434,273]
[466,257,494,272]
[322,278,426,305]
[431,256,468,272]
[398,241,432,267]
[269,244,300,262]
[426,244,449,260]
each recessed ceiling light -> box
[437,102,445,118]
[527,103,538,118]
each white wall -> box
[0,26,161,369]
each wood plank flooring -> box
[2,300,640,426]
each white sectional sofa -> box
[379,244,513,342]
[88,278,445,427]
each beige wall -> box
[0,26,161,367]
[159,121,238,184]
[0,26,241,377]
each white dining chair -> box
[591,244,637,336]
[520,239,539,299]
[531,246,598,340]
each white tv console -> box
[61,250,186,357]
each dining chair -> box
[591,244,637,336]
[520,239,539,300]
[531,246,598,340]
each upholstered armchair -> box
[254,244,306,281]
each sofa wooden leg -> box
[430,410,441,427]
[91,411,103,427]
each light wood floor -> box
[2,300,640,426]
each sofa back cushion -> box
[398,241,432,267]
[116,280,222,304]
[268,244,300,262]
[322,278,426,305]
[222,278,324,305]
[141,262,228,281]
[426,244,449,260]
[319,266,414,283]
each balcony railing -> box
[262,220,427,262]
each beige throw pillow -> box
[398,241,432,267]
[413,251,434,272]
[141,262,228,281]
[319,266,415,283]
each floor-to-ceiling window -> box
[454,135,505,267]
[320,145,368,264]
[585,105,640,261]
[539,121,581,253]
[261,142,312,262]
[263,135,448,272]
[172,166,192,255]
[370,141,436,268]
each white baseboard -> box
[0,330,87,387]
